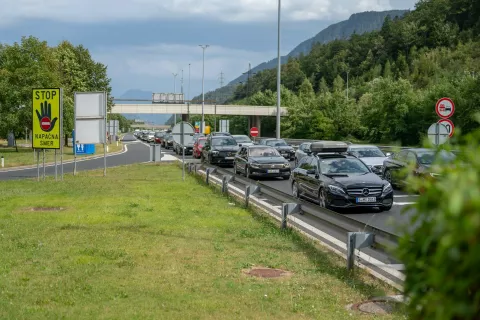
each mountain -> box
[114,89,172,125]
[191,9,408,103]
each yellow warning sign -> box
[32,88,61,149]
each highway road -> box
[0,133,417,235]
[161,146,417,235]
[0,134,150,180]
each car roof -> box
[245,145,275,148]
[348,144,380,148]
[314,154,357,160]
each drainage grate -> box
[243,267,293,278]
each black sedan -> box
[382,148,456,188]
[291,142,393,212]
[201,135,239,166]
[233,145,291,179]
[259,138,295,161]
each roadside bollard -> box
[1,156,3,168]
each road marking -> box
[394,195,419,198]
[393,202,416,206]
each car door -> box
[303,157,321,198]
[295,156,314,195]
[235,147,247,173]
[202,137,211,159]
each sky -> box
[1,0,418,99]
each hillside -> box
[192,10,407,103]
[226,0,480,145]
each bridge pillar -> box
[248,115,261,136]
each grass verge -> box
[0,143,123,169]
[0,164,405,319]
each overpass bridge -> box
[111,103,289,134]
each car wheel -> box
[383,169,395,188]
[318,188,327,208]
[282,175,290,180]
[292,181,300,198]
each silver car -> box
[347,145,390,175]
[294,142,312,166]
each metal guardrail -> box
[185,162,405,290]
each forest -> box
[229,0,480,145]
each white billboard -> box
[74,92,106,144]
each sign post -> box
[32,88,62,182]
[250,126,259,143]
[74,92,107,176]
[172,121,195,181]
[428,97,455,146]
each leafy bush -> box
[397,117,480,319]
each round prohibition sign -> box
[436,97,455,119]
[437,119,454,137]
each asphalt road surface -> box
[161,146,418,235]
[0,134,150,181]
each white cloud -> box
[92,43,274,96]
[0,0,416,26]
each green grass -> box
[0,164,405,319]
[0,143,123,169]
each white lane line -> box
[393,202,416,206]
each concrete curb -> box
[0,144,127,172]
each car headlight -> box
[250,163,260,168]
[212,151,219,155]
[327,185,346,195]
[382,182,393,195]
[283,163,290,168]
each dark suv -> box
[201,135,239,166]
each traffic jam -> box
[133,121,456,213]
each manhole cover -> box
[351,300,398,315]
[243,267,293,278]
[30,207,64,212]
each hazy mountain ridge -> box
[191,9,408,103]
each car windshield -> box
[233,136,252,143]
[249,147,280,157]
[320,158,370,175]
[266,139,288,147]
[155,132,164,137]
[349,147,385,158]
[212,137,237,146]
[416,150,456,165]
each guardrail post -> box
[281,203,301,229]
[347,232,374,271]
[245,185,260,207]
[222,175,228,193]
[205,167,217,185]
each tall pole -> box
[276,0,281,139]
[199,45,209,134]
[346,71,349,100]
[173,72,177,124]
[188,63,191,119]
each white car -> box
[232,135,255,147]
[347,144,391,176]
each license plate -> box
[356,197,376,203]
[267,169,280,173]
[225,157,234,160]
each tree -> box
[397,122,480,319]
[0,36,60,149]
